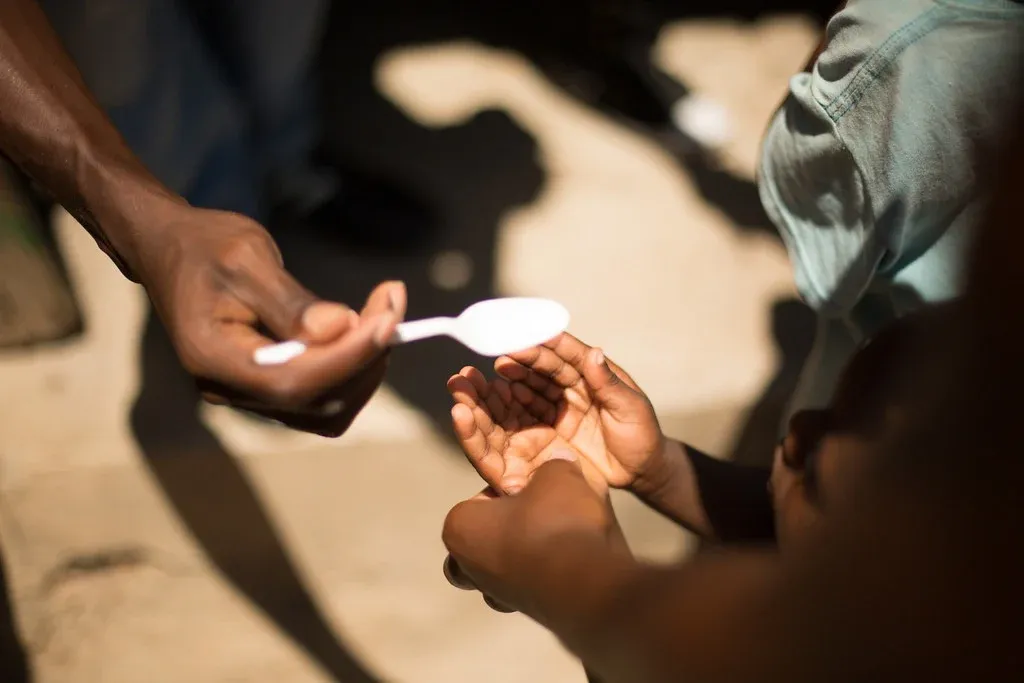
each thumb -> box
[360,280,407,320]
[220,228,358,344]
[581,348,642,417]
[299,300,360,344]
[248,268,356,345]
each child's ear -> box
[774,474,823,548]
[785,408,832,469]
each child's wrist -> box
[630,436,681,503]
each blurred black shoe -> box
[272,157,438,254]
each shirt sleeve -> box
[685,447,776,545]
[758,77,878,316]
[758,0,1023,316]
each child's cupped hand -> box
[446,332,666,496]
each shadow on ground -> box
[3,2,830,681]
[728,297,816,467]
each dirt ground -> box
[0,13,817,683]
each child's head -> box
[770,305,951,546]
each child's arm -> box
[448,333,776,545]
[638,439,775,544]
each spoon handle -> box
[391,317,454,345]
[253,316,456,366]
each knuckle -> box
[567,347,587,368]
[216,240,262,278]
[176,343,210,379]
[441,505,467,550]
[215,229,278,278]
[265,375,311,406]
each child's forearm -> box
[634,440,776,544]
[632,439,715,537]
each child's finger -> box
[485,381,509,423]
[452,404,505,487]
[492,377,513,405]
[504,339,585,389]
[603,356,643,393]
[507,335,644,396]
[519,411,539,428]
[494,356,530,382]
[447,373,482,406]
[500,455,531,495]
[448,374,498,435]
[505,399,526,427]
[496,358,565,403]
[511,381,559,424]
[524,368,566,403]
[463,366,490,398]
[547,334,644,394]
[459,367,510,422]
[581,347,639,415]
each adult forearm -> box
[0,0,183,280]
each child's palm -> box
[448,369,581,494]
[494,336,664,490]
[550,380,661,489]
[448,340,662,494]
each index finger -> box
[193,312,395,408]
[508,334,643,393]
[504,333,589,388]
[361,280,407,320]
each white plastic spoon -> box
[253,297,570,366]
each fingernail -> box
[319,400,345,416]
[374,313,398,346]
[551,447,578,462]
[593,348,605,366]
[502,478,526,495]
[303,302,350,338]
[483,595,517,613]
[443,556,477,591]
[388,281,406,314]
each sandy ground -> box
[0,16,816,683]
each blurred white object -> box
[429,249,474,291]
[671,94,734,148]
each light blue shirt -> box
[759,0,1024,336]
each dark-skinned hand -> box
[133,207,405,437]
[447,333,669,495]
[443,456,629,617]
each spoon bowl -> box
[448,297,570,356]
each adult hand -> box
[442,457,627,618]
[448,333,668,495]
[134,206,405,436]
